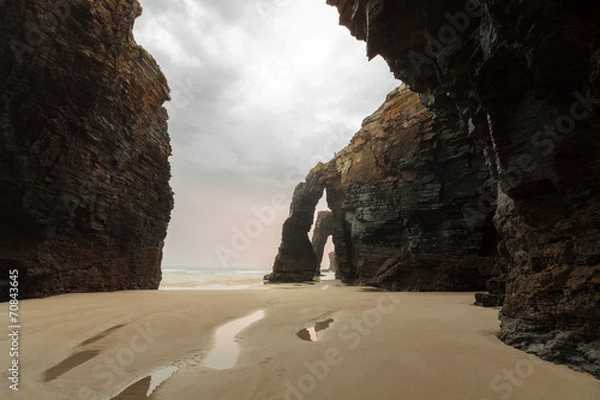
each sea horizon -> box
[160,267,335,291]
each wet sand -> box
[1,280,599,400]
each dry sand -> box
[1,280,599,400]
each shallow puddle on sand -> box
[111,376,151,400]
[147,365,179,396]
[111,311,265,398]
[111,366,179,399]
[204,310,266,369]
[297,318,335,342]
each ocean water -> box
[160,268,336,290]
[159,268,271,291]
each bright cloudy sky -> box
[133,0,399,269]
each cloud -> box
[134,0,399,268]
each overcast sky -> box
[133,0,399,269]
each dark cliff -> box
[323,0,599,378]
[267,86,499,290]
[0,0,173,299]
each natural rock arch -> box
[265,179,324,282]
[265,86,498,289]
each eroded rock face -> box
[266,180,324,282]
[328,251,337,274]
[0,0,172,299]
[328,0,600,377]
[268,86,497,290]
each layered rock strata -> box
[0,0,172,299]
[267,86,498,290]
[327,0,600,377]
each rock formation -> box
[311,211,334,275]
[266,181,323,282]
[328,251,337,274]
[0,0,172,299]
[324,0,599,378]
[267,86,498,290]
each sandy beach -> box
[1,278,599,400]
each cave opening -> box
[310,190,335,276]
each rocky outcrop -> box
[0,0,172,299]
[267,86,498,290]
[328,251,337,274]
[327,0,600,377]
[475,260,507,307]
[311,211,334,275]
[266,181,323,282]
